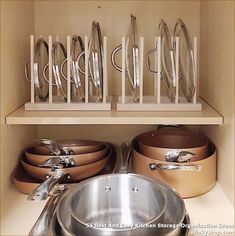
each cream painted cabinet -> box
[0,1,234,235]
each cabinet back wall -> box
[34,0,200,96]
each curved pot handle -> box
[42,63,57,86]
[76,51,86,75]
[149,163,202,172]
[111,44,122,72]
[156,124,183,131]
[25,59,31,81]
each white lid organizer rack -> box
[25,35,111,111]
[117,35,202,111]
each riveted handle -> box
[111,44,122,72]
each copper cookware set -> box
[15,139,115,200]
[131,126,216,198]
[13,127,216,236]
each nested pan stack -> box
[13,139,117,195]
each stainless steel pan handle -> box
[37,138,61,156]
[119,142,131,174]
[165,150,196,163]
[149,163,202,172]
[27,169,68,201]
[28,185,67,236]
[111,44,122,72]
[38,156,76,168]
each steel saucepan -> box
[136,128,208,162]
[131,139,216,198]
[25,144,109,167]
[58,174,167,236]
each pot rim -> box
[57,173,185,233]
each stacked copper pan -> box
[131,126,216,198]
[13,139,118,198]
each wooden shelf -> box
[1,183,233,236]
[6,99,223,125]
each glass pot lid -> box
[159,19,176,102]
[126,14,140,102]
[174,18,195,102]
[33,38,49,102]
[89,21,103,100]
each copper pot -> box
[136,129,208,162]
[34,139,104,155]
[131,139,216,198]
[25,144,108,167]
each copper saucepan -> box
[22,149,110,200]
[34,139,104,155]
[136,129,209,162]
[131,139,216,198]
[25,144,109,167]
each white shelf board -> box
[1,183,233,236]
[6,99,223,125]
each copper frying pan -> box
[13,144,119,195]
[131,139,216,198]
[25,144,108,167]
[136,129,208,162]
[34,139,104,155]
[22,149,110,200]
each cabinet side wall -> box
[0,0,37,225]
[200,1,234,206]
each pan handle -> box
[38,156,76,168]
[156,124,183,131]
[119,142,131,174]
[37,138,61,156]
[27,169,68,201]
[28,185,67,236]
[149,163,202,172]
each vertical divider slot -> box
[103,36,107,103]
[175,36,179,104]
[121,37,126,104]
[67,35,71,103]
[48,35,53,103]
[30,35,35,103]
[157,36,161,104]
[139,37,144,104]
[84,36,89,104]
[193,37,197,104]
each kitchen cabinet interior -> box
[0,1,234,235]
